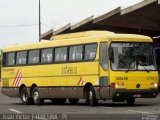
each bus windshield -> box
[110,42,156,71]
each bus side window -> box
[16,51,27,65]
[41,48,53,63]
[6,52,16,66]
[100,43,108,71]
[84,44,97,60]
[55,47,67,62]
[28,50,40,64]
[69,45,83,61]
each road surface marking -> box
[9,108,22,114]
[128,110,153,114]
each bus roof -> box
[3,31,152,52]
[51,31,114,40]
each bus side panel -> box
[66,62,99,99]
[2,61,99,99]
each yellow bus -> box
[1,31,158,106]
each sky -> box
[0,0,143,48]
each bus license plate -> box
[133,94,141,98]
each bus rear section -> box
[107,42,158,105]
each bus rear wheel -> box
[68,99,79,104]
[32,87,44,105]
[88,86,98,106]
[126,98,135,106]
[20,87,32,105]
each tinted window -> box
[41,48,53,63]
[28,50,40,64]
[84,44,97,60]
[100,43,108,70]
[6,52,15,66]
[69,45,83,61]
[55,47,67,62]
[3,53,6,66]
[16,51,27,65]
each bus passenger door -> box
[99,42,110,99]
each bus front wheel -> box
[88,86,98,106]
[32,87,44,105]
[126,98,135,106]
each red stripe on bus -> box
[15,71,22,86]
[13,69,20,86]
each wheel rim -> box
[33,91,39,102]
[89,90,92,101]
[22,92,27,102]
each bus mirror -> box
[109,48,113,60]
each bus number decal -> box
[116,76,128,80]
[61,66,77,75]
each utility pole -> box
[39,0,41,42]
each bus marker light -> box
[115,83,124,88]
[111,83,115,88]
[154,83,158,88]
[151,83,158,88]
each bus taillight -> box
[111,83,115,88]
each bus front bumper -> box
[111,88,158,101]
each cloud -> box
[0,0,143,48]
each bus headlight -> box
[150,83,158,88]
[115,83,124,88]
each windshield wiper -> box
[125,66,134,73]
[138,63,150,73]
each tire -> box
[32,87,44,105]
[88,86,98,106]
[51,98,66,105]
[68,99,79,105]
[126,98,135,106]
[20,87,32,105]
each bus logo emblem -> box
[136,83,140,88]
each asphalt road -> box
[0,88,160,120]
